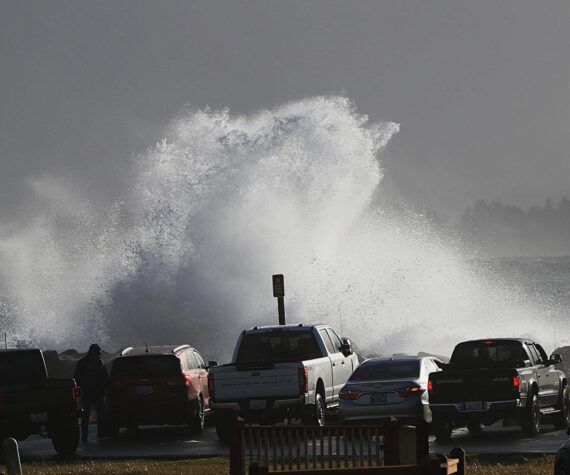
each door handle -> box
[332,363,336,366]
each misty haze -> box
[1,2,570,363]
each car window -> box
[535,344,549,364]
[450,341,529,368]
[111,355,181,378]
[193,351,206,369]
[319,330,336,354]
[236,331,323,365]
[350,360,420,381]
[186,351,199,369]
[0,351,47,383]
[530,344,545,365]
[326,329,342,353]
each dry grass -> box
[3,454,555,474]
[467,454,554,475]
[4,457,229,475]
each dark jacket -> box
[74,355,108,398]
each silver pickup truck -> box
[208,324,359,441]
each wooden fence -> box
[229,422,464,475]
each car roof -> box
[119,345,192,357]
[362,356,432,364]
[244,324,329,334]
[455,338,531,345]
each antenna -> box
[145,342,149,354]
[4,332,6,350]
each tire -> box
[51,417,80,455]
[555,459,569,475]
[302,393,326,427]
[555,385,570,430]
[214,414,235,443]
[189,397,205,433]
[433,419,452,442]
[522,392,541,436]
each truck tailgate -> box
[214,364,300,401]
[430,369,520,404]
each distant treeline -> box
[458,196,570,256]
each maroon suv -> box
[105,345,214,434]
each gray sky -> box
[2,1,570,220]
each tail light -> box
[396,385,425,398]
[428,379,433,392]
[298,367,309,394]
[339,389,362,400]
[208,372,215,400]
[72,385,81,401]
[513,376,521,390]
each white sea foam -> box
[0,97,564,357]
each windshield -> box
[236,331,322,365]
[349,360,420,381]
[111,355,181,378]
[450,341,529,368]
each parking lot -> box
[14,421,569,462]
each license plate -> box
[250,400,267,410]
[371,393,388,404]
[31,412,47,423]
[136,386,154,396]
[465,401,483,411]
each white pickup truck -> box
[208,324,359,441]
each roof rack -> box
[173,344,190,353]
[120,347,134,356]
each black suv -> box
[105,345,216,434]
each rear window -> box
[450,341,529,368]
[111,355,181,378]
[237,331,323,365]
[349,360,420,381]
[0,350,47,384]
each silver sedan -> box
[338,356,443,424]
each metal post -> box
[3,438,22,475]
[277,297,285,325]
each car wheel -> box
[433,419,452,442]
[51,416,80,455]
[214,414,235,443]
[522,392,541,436]
[302,393,326,427]
[189,396,205,433]
[555,385,570,429]
[555,452,570,475]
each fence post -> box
[3,438,22,475]
[416,420,430,464]
[450,447,466,475]
[383,422,400,466]
[230,420,245,475]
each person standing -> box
[74,343,108,442]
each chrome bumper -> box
[430,398,524,413]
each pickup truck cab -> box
[0,349,81,454]
[208,324,359,441]
[428,338,569,440]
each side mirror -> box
[340,337,353,357]
[549,354,562,365]
[208,360,219,368]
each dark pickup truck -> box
[0,349,81,454]
[428,338,569,441]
